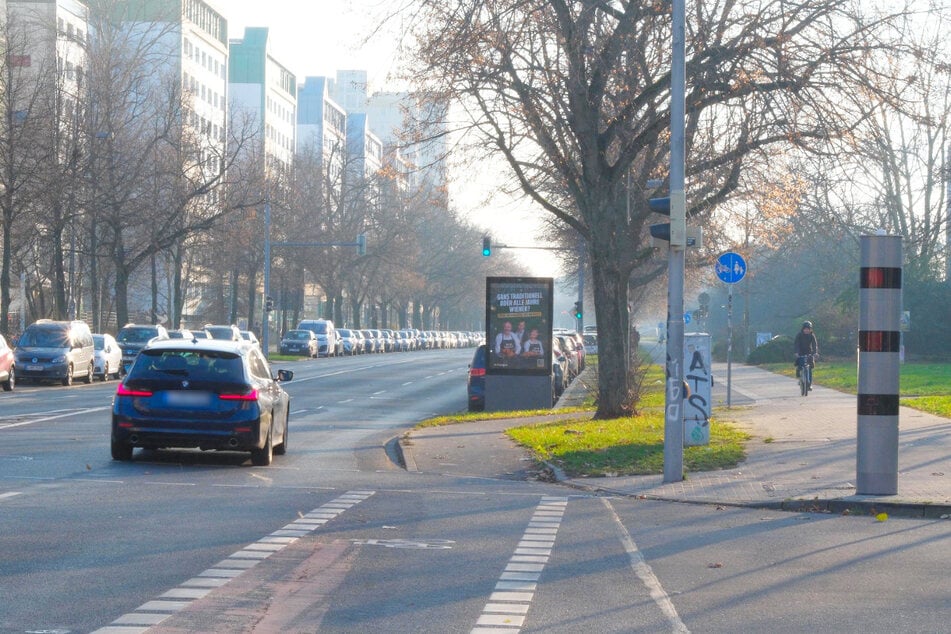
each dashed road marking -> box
[91,490,375,633]
[471,496,568,633]
[0,491,23,500]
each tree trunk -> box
[114,265,130,327]
[246,268,257,330]
[52,230,68,320]
[90,217,100,332]
[171,244,183,328]
[229,268,239,325]
[590,252,634,419]
[349,295,361,329]
[150,254,158,323]
[0,207,12,335]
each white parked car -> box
[583,333,598,355]
[93,333,123,381]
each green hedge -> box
[746,335,792,364]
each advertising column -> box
[684,333,712,446]
[484,277,554,411]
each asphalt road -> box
[1,348,950,633]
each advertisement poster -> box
[485,277,553,376]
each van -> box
[15,319,95,386]
[297,319,339,357]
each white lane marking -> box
[288,359,418,384]
[373,390,386,395]
[402,381,413,386]
[471,496,568,633]
[93,490,376,634]
[603,497,689,633]
[0,492,23,500]
[0,406,111,430]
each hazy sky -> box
[221,0,404,90]
[219,0,560,277]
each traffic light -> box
[265,296,274,312]
[649,196,672,245]
[574,301,583,320]
[482,235,491,256]
[649,196,701,248]
[356,233,367,256]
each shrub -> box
[747,335,792,364]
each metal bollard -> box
[856,234,902,495]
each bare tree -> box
[84,2,257,327]
[405,0,911,417]
[0,10,73,332]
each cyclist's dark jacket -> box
[794,331,818,357]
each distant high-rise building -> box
[229,27,297,181]
[297,76,346,185]
[7,0,89,119]
[329,69,368,114]
[112,0,228,168]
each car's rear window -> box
[118,327,157,343]
[126,349,245,386]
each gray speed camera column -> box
[857,234,902,495]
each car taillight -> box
[469,367,486,377]
[218,389,258,401]
[116,384,153,397]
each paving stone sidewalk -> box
[402,363,951,518]
[558,363,951,517]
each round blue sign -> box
[716,252,747,284]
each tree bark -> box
[590,249,633,419]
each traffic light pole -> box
[263,198,272,356]
[663,0,687,483]
[262,199,366,358]
[484,239,586,329]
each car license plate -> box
[165,391,212,407]
[27,365,43,372]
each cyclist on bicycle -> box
[794,321,818,379]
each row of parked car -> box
[280,319,483,358]
[0,320,265,391]
[467,330,590,412]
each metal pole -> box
[726,284,733,408]
[577,240,585,333]
[262,198,271,357]
[663,0,686,483]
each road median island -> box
[408,363,750,480]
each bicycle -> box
[796,354,814,396]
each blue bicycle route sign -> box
[715,252,747,284]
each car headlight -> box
[52,355,67,364]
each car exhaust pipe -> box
[228,437,239,448]
[129,435,139,444]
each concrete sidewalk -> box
[400,363,951,518]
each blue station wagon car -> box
[111,338,293,466]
